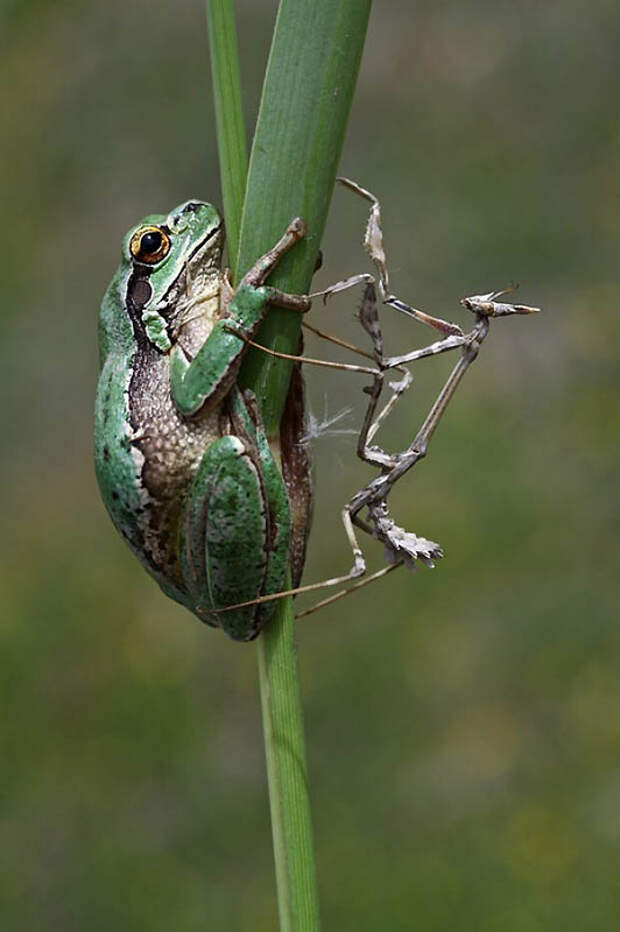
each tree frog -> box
[94,199,312,641]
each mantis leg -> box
[319,177,464,338]
[208,180,541,622]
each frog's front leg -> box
[179,388,290,642]
[170,219,311,417]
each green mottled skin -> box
[94,200,301,641]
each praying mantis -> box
[217,178,540,623]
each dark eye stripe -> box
[128,277,152,309]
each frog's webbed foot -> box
[180,423,289,642]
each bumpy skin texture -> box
[94,200,310,641]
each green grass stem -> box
[236,0,372,433]
[207,2,372,928]
[206,0,247,264]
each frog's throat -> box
[140,222,223,354]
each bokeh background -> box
[2,1,619,928]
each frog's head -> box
[121,200,223,352]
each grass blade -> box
[208,2,372,928]
[206,0,248,264]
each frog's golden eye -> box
[129,226,171,265]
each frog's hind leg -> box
[179,427,280,642]
[229,388,292,632]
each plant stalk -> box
[207,1,371,928]
[206,0,247,264]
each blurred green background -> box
[2,0,619,928]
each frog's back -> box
[94,272,147,561]
[94,270,225,609]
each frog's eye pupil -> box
[141,231,162,254]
